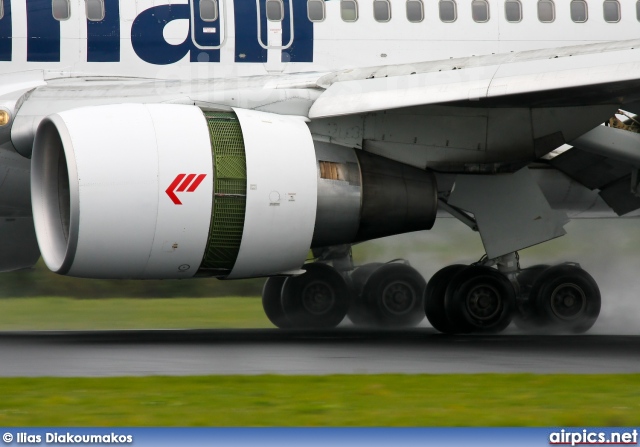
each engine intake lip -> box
[31,115,80,274]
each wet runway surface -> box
[0,329,639,377]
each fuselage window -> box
[374,0,391,22]
[472,0,489,22]
[51,0,71,20]
[341,0,358,22]
[570,0,588,22]
[266,0,284,22]
[537,0,555,23]
[603,0,620,23]
[52,0,71,20]
[199,0,218,22]
[505,0,522,22]
[637,0,640,22]
[307,0,325,22]
[86,0,105,21]
[0,0,4,20]
[406,0,424,22]
[439,0,457,23]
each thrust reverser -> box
[31,105,437,279]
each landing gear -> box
[261,257,428,329]
[445,266,515,333]
[512,264,550,331]
[262,276,292,329]
[261,263,351,329]
[425,265,466,333]
[356,263,426,328]
[347,263,383,326]
[528,264,600,333]
[281,263,351,328]
[425,264,514,334]
[261,254,601,334]
[424,258,601,334]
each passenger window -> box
[538,0,555,23]
[570,0,588,22]
[472,0,489,22]
[406,0,424,22]
[52,0,70,20]
[0,0,4,21]
[637,0,640,21]
[505,0,522,22]
[439,0,457,23]
[341,0,358,22]
[199,0,218,22]
[603,0,620,23]
[374,0,391,22]
[85,0,105,21]
[266,0,284,22]
[307,0,325,22]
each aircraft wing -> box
[308,39,640,119]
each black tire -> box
[281,263,351,329]
[425,265,466,334]
[347,263,384,326]
[261,276,292,329]
[445,266,515,334]
[361,263,426,328]
[530,264,600,334]
[513,265,550,332]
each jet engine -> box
[31,104,437,279]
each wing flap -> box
[309,40,640,119]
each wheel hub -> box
[550,283,586,321]
[466,284,501,320]
[301,280,336,316]
[381,281,416,316]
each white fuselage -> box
[0,0,638,80]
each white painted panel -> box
[46,104,214,279]
[229,108,317,278]
[142,104,214,279]
[60,104,159,278]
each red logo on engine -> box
[166,174,207,205]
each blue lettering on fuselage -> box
[0,0,314,65]
[282,0,313,63]
[132,2,220,64]
[234,0,266,63]
[233,0,313,64]
[27,0,61,62]
[87,0,120,62]
[0,0,11,61]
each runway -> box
[0,329,639,376]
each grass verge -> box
[0,375,638,426]
[0,297,271,330]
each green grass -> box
[0,297,272,330]
[0,374,638,426]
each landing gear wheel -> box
[425,265,466,334]
[513,265,550,332]
[281,263,350,329]
[262,276,292,329]
[361,263,426,328]
[445,266,515,334]
[347,263,383,326]
[530,264,600,333]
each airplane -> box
[1,0,640,335]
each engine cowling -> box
[31,104,437,280]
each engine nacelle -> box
[31,104,437,280]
